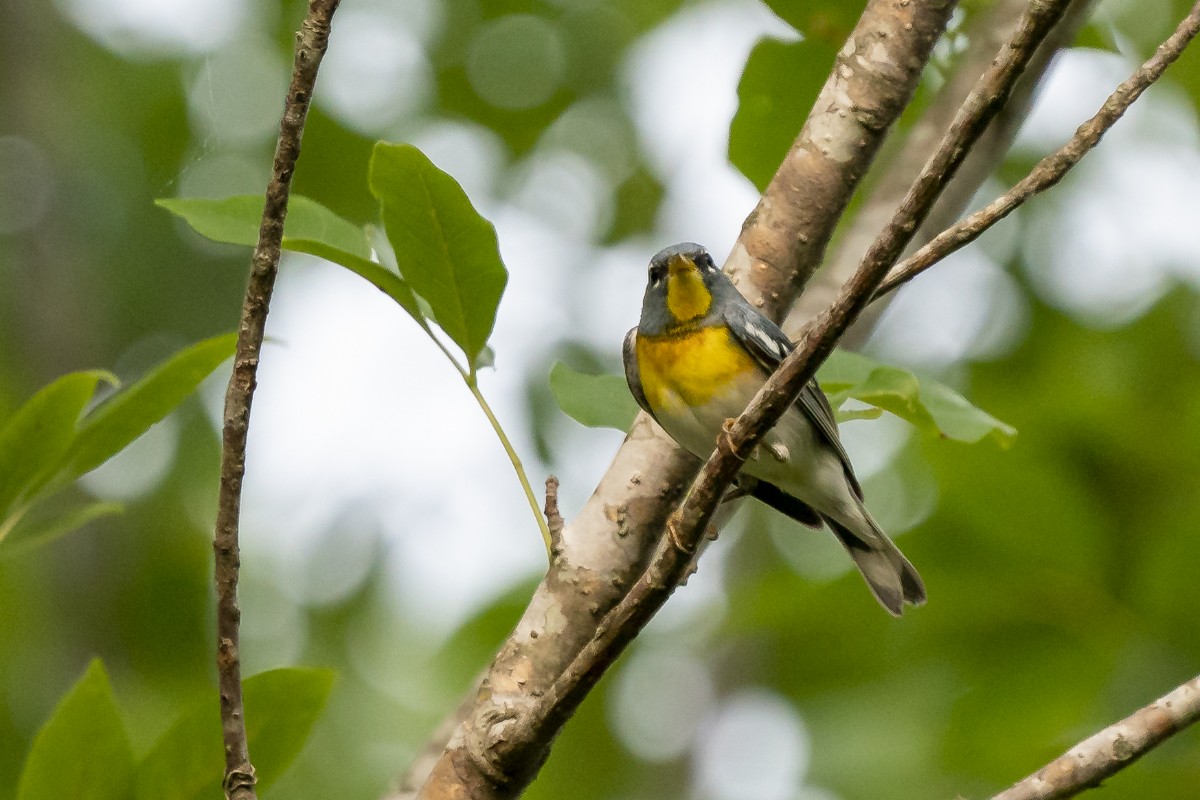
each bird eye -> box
[697,252,714,269]
[649,264,667,283]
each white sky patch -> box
[187,38,290,147]
[1007,46,1200,326]
[213,255,547,630]
[1022,140,1200,326]
[55,0,250,57]
[317,7,433,134]
[868,248,1030,371]
[610,645,717,762]
[624,0,791,259]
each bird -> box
[623,242,926,615]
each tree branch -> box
[212,3,340,799]
[991,674,1200,800]
[788,0,1096,343]
[527,0,1074,747]
[876,0,1200,299]
[404,2,957,797]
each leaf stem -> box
[0,502,29,545]
[465,376,553,556]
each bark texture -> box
[991,675,1200,800]
[213,3,340,798]
[401,2,957,798]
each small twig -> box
[991,674,1200,800]
[876,0,1200,299]
[543,476,564,554]
[212,2,339,799]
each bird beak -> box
[667,254,695,275]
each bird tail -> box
[823,514,926,616]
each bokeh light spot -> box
[0,136,54,235]
[508,150,611,242]
[187,39,290,146]
[466,15,565,110]
[318,8,433,133]
[55,0,248,57]
[693,689,811,800]
[609,646,715,762]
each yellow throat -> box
[666,258,711,323]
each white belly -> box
[652,372,858,521]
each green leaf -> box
[0,501,123,559]
[763,0,863,42]
[156,195,371,258]
[63,333,238,480]
[551,349,1013,445]
[0,370,115,519]
[818,349,1017,446]
[918,380,1019,447]
[135,667,335,800]
[847,365,941,432]
[286,238,429,331]
[730,37,838,192]
[549,362,640,432]
[369,142,508,371]
[17,660,134,800]
[159,194,434,334]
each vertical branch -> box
[213,2,341,799]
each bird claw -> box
[666,514,695,555]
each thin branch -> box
[991,674,1200,800]
[502,0,1073,758]
[789,0,1097,344]
[877,0,1200,299]
[546,0,1074,702]
[212,2,339,799]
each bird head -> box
[638,242,726,333]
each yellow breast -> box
[636,326,758,410]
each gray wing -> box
[622,328,659,425]
[722,302,864,498]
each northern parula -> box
[623,242,926,615]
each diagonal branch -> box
[518,0,1074,746]
[990,674,1200,800]
[876,0,1200,299]
[661,0,1074,608]
[789,0,1097,343]
[404,1,957,797]
[212,3,340,799]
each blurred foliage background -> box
[3,0,1200,798]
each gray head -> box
[639,242,734,334]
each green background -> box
[3,0,1200,798]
